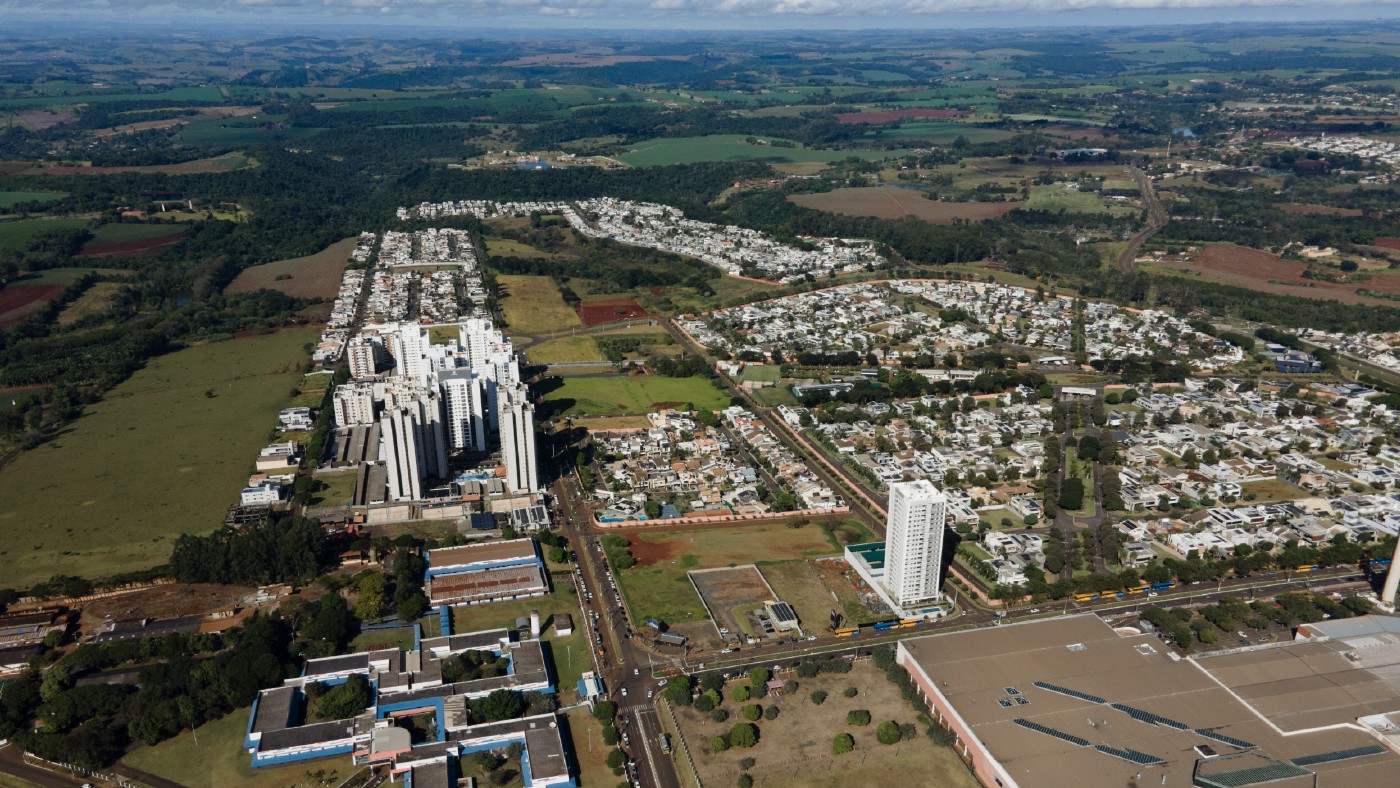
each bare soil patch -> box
[1161,243,1398,306]
[77,583,255,638]
[17,110,74,130]
[1278,203,1364,217]
[79,232,184,258]
[225,236,357,299]
[0,284,63,326]
[1375,237,1400,251]
[790,187,1020,224]
[835,108,963,124]
[691,565,776,640]
[578,296,650,327]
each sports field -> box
[225,236,357,299]
[541,374,727,417]
[497,274,583,334]
[0,328,318,587]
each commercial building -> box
[424,539,549,607]
[896,614,1400,788]
[498,383,539,494]
[884,480,947,609]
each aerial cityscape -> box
[6,9,1400,788]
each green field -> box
[497,274,583,334]
[528,335,606,364]
[865,122,1013,144]
[0,190,65,208]
[615,562,709,625]
[0,85,223,108]
[122,708,347,788]
[541,375,728,417]
[737,365,782,383]
[1025,184,1136,216]
[449,584,588,697]
[0,217,91,252]
[182,117,324,146]
[617,135,915,167]
[9,266,128,285]
[0,328,319,587]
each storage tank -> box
[530,609,541,638]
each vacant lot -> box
[528,335,606,364]
[790,187,1020,224]
[497,274,583,334]
[577,296,650,327]
[762,561,843,633]
[0,328,317,587]
[672,661,975,788]
[1159,244,1400,306]
[691,565,776,639]
[630,521,847,567]
[541,374,728,417]
[122,708,345,788]
[225,236,357,299]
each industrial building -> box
[424,539,549,607]
[896,614,1400,788]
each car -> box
[621,687,628,696]
[1147,592,1158,598]
[1029,608,1042,613]
[634,668,640,676]
[647,689,654,699]
[657,679,668,687]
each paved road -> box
[0,745,92,788]
[1114,164,1167,275]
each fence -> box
[661,699,703,788]
[10,578,177,611]
[594,506,849,529]
[22,751,148,788]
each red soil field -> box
[1163,244,1400,306]
[79,233,184,258]
[0,284,63,326]
[578,297,650,327]
[835,108,963,124]
[790,187,1020,224]
[630,537,679,566]
[1375,238,1400,251]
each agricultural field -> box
[497,274,583,334]
[55,281,129,325]
[224,236,358,299]
[617,135,915,168]
[0,216,91,252]
[1155,244,1400,306]
[122,709,347,788]
[789,187,1020,224]
[0,283,62,327]
[0,328,318,588]
[79,222,186,257]
[671,660,976,788]
[527,335,607,364]
[4,152,252,176]
[1025,183,1136,215]
[0,190,65,208]
[864,121,1014,144]
[540,374,728,417]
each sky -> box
[4,0,1400,30]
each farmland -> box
[0,216,91,252]
[0,284,62,327]
[497,274,584,334]
[79,222,187,257]
[617,135,915,168]
[1155,244,1400,306]
[224,236,358,299]
[0,190,65,208]
[0,328,318,587]
[540,374,728,417]
[790,187,1019,224]
[1025,183,1136,215]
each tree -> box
[710,708,729,723]
[396,592,428,623]
[833,733,855,754]
[305,593,357,650]
[593,700,618,724]
[315,675,372,720]
[742,703,762,721]
[843,687,858,698]
[729,722,759,748]
[763,704,780,721]
[847,709,871,726]
[748,667,770,689]
[738,776,754,788]
[699,672,725,695]
[606,750,626,769]
[471,689,525,722]
[665,674,694,706]
[732,685,751,703]
[810,690,828,705]
[1058,477,1085,510]
[711,735,730,752]
[694,694,716,713]
[877,720,902,745]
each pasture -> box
[540,374,728,417]
[0,190,65,208]
[617,135,915,167]
[0,328,318,588]
[225,236,357,299]
[789,187,1019,223]
[0,216,91,252]
[497,274,583,334]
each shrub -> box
[797,660,821,678]
[739,758,756,770]
[729,722,759,748]
[710,708,730,723]
[876,720,902,745]
[810,690,828,705]
[711,735,730,752]
[833,733,855,754]
[842,687,858,698]
[738,776,753,788]
[763,705,780,721]
[694,694,716,713]
[742,704,762,721]
[732,685,750,703]
[847,709,871,726]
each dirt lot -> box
[79,232,184,258]
[17,110,74,130]
[77,583,256,637]
[1159,243,1400,306]
[578,296,651,327]
[790,187,1020,224]
[1278,203,1363,217]
[0,284,62,326]
[670,660,976,788]
[225,236,356,299]
[691,566,777,641]
[762,561,844,634]
[835,109,963,124]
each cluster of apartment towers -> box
[332,319,538,502]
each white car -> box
[634,668,639,676]
[1147,592,1158,598]
[621,687,628,697]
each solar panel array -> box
[1094,744,1164,765]
[1290,744,1386,767]
[1194,729,1255,750]
[1110,703,1189,730]
[1012,718,1090,747]
[1032,681,1106,704]
[1195,762,1311,788]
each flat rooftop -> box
[426,563,548,605]
[899,614,1400,788]
[429,538,538,569]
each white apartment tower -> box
[884,480,948,608]
[346,336,381,380]
[440,371,488,453]
[378,393,449,502]
[332,381,378,427]
[498,384,539,494]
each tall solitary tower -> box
[885,480,948,609]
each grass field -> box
[122,708,348,788]
[0,328,318,587]
[11,266,128,285]
[790,187,1019,223]
[615,562,709,626]
[617,135,915,167]
[1024,184,1137,216]
[86,222,183,244]
[1240,479,1308,501]
[0,216,90,252]
[865,121,1013,144]
[541,375,728,417]
[528,335,606,364]
[565,708,617,787]
[497,275,583,334]
[0,190,65,208]
[309,470,358,508]
[449,584,588,696]
[738,365,782,383]
[55,281,128,326]
[225,236,357,299]
[486,237,559,259]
